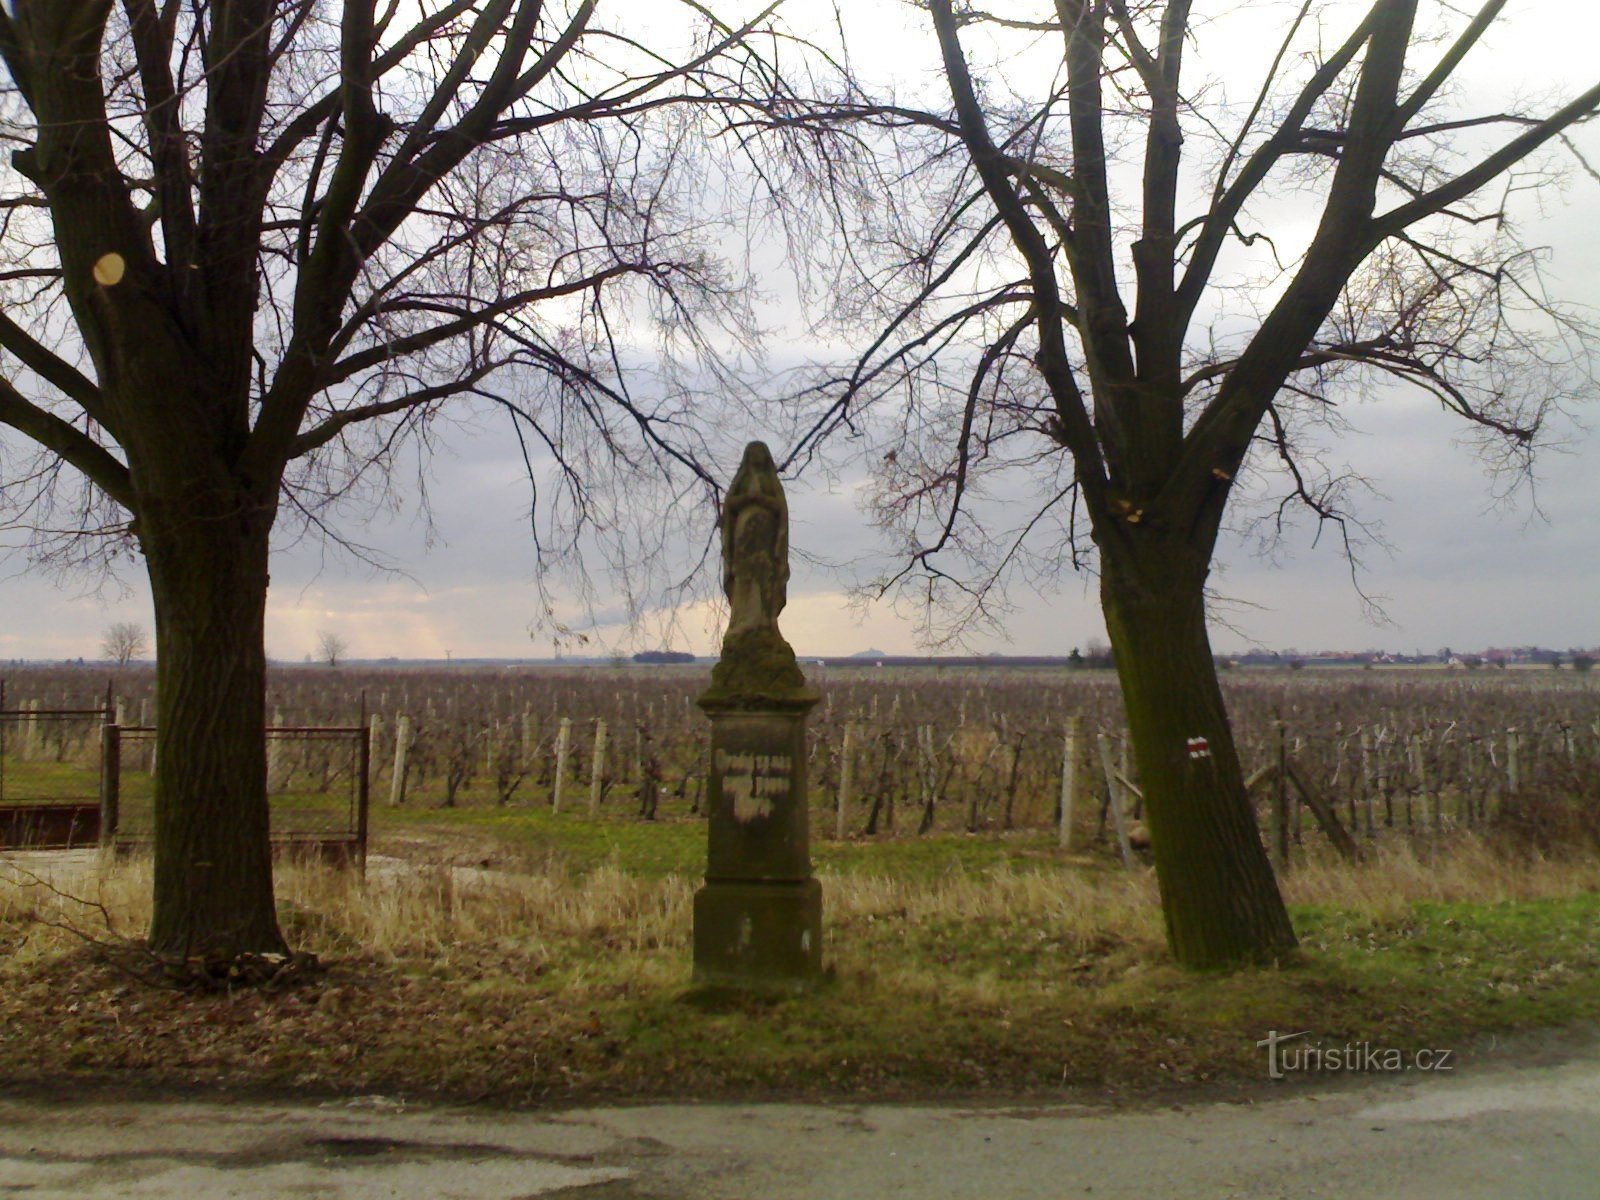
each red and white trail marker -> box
[1186,736,1211,759]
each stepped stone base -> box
[692,878,823,989]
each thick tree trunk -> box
[1100,534,1297,969]
[142,499,286,965]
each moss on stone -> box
[699,627,814,710]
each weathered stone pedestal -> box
[693,698,822,988]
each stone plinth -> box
[693,698,822,988]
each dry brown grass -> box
[3,838,1600,1103]
[1280,838,1600,919]
[0,851,147,968]
[826,866,1159,941]
[3,836,1596,971]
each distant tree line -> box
[633,651,697,665]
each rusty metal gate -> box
[106,723,371,866]
[0,683,113,849]
[0,680,368,863]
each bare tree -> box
[0,1,782,974]
[101,621,147,667]
[765,1,1599,965]
[315,631,349,669]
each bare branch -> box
[0,312,110,428]
[0,377,133,508]
[928,0,1105,498]
[1373,81,1600,241]
[1177,4,1379,327]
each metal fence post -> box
[356,722,371,872]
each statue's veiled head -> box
[739,441,776,475]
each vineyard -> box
[2,663,1597,866]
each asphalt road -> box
[2,1039,1597,1199]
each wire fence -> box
[106,725,369,864]
[0,684,112,848]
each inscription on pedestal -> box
[705,713,810,882]
[714,748,793,823]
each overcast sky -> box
[2,1,1597,662]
